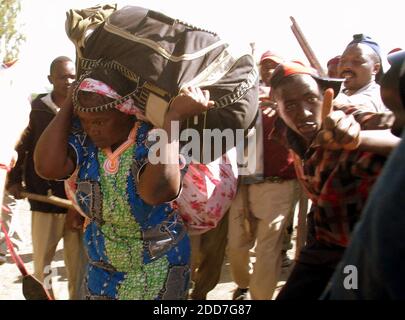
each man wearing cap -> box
[389,47,403,54]
[260,50,301,267]
[326,56,341,78]
[269,61,400,300]
[324,50,405,300]
[227,51,301,300]
[335,34,388,113]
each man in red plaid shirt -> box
[269,61,400,300]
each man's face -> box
[260,59,279,86]
[48,61,76,98]
[338,44,380,94]
[274,74,323,143]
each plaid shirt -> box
[291,140,385,247]
[334,102,394,130]
[286,105,391,248]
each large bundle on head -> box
[66,4,258,162]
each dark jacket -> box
[325,129,405,299]
[6,93,68,213]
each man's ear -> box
[47,75,53,85]
[373,62,381,75]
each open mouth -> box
[341,71,356,81]
[298,123,318,135]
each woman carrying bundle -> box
[34,67,214,300]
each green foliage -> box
[0,0,25,63]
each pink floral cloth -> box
[174,148,238,235]
[78,78,148,121]
[66,150,239,234]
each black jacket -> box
[6,93,68,213]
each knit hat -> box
[348,34,381,60]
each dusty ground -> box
[0,199,295,300]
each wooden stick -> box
[290,16,326,77]
[20,191,74,209]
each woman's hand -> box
[61,85,75,114]
[165,86,215,123]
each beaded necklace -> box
[102,122,140,174]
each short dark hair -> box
[49,56,73,75]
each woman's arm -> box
[137,87,214,205]
[34,91,76,180]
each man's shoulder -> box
[31,93,48,108]
[30,93,57,116]
[335,94,386,114]
[367,81,381,90]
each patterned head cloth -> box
[270,61,343,97]
[73,70,148,121]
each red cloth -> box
[262,111,296,180]
[388,48,402,54]
[292,148,385,248]
[327,55,341,67]
[260,50,283,64]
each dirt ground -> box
[0,199,295,300]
